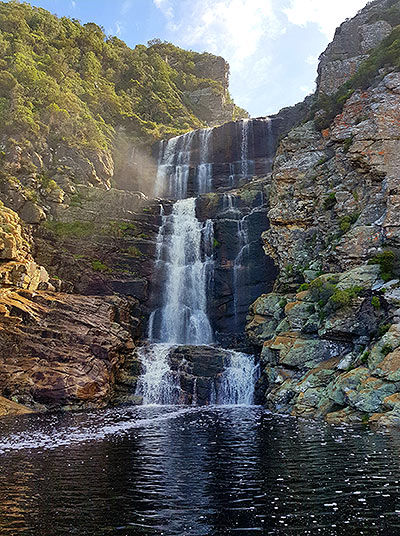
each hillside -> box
[0,1,247,199]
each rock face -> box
[246,0,400,427]
[0,290,136,409]
[317,0,396,95]
[0,194,146,412]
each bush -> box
[91,259,111,272]
[125,246,143,257]
[382,344,393,357]
[371,296,381,309]
[323,192,336,210]
[360,350,370,364]
[44,220,96,238]
[330,286,363,308]
[339,213,360,234]
[378,323,391,337]
[368,250,396,282]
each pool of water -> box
[0,405,400,535]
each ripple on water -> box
[0,406,400,535]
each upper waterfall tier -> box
[153,117,281,199]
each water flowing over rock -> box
[152,116,290,198]
[148,197,214,345]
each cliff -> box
[247,0,400,427]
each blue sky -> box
[15,0,370,117]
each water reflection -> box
[0,407,400,535]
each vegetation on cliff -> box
[0,0,246,152]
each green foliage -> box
[125,246,143,257]
[0,2,245,152]
[323,192,337,210]
[330,286,364,308]
[342,136,353,153]
[278,298,288,309]
[382,344,393,357]
[297,283,310,292]
[371,296,381,309]
[91,259,111,272]
[108,220,137,237]
[378,323,392,337]
[368,250,396,282]
[361,350,370,364]
[339,212,360,234]
[213,238,221,248]
[44,220,96,238]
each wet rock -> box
[0,395,34,417]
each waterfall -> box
[218,350,259,405]
[154,132,195,199]
[154,128,214,199]
[135,344,180,405]
[197,128,213,194]
[240,118,254,178]
[233,217,250,329]
[148,197,214,345]
[137,120,268,406]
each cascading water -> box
[148,198,214,344]
[137,122,265,406]
[218,351,259,405]
[154,132,195,199]
[197,128,213,194]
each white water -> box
[135,344,180,405]
[138,123,262,406]
[197,128,213,194]
[148,198,214,345]
[154,132,195,199]
[219,350,259,405]
[154,128,214,199]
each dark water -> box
[0,406,400,535]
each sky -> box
[13,0,371,117]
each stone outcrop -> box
[0,290,136,409]
[0,396,33,417]
[317,0,397,95]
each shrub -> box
[298,283,310,292]
[330,286,363,308]
[125,246,143,257]
[323,192,336,210]
[382,344,393,357]
[371,296,381,309]
[368,250,396,282]
[91,260,111,272]
[361,351,370,364]
[44,220,96,238]
[378,323,391,337]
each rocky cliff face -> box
[246,0,400,427]
[0,201,139,411]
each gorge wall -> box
[246,0,400,426]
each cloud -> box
[71,0,76,7]
[153,0,174,20]
[153,0,284,70]
[284,0,369,38]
